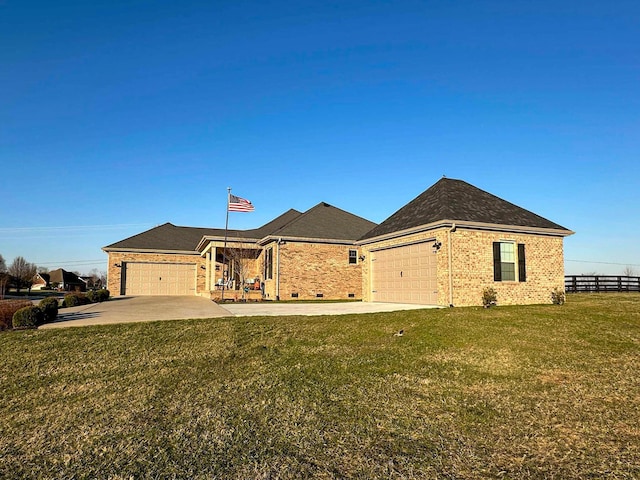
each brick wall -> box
[447,229,565,306]
[360,227,566,307]
[262,241,362,300]
[106,252,206,296]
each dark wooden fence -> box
[565,275,640,293]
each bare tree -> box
[0,254,7,299]
[225,242,260,300]
[86,268,106,289]
[623,266,636,277]
[8,256,37,294]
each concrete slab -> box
[221,301,438,317]
[39,296,438,329]
[40,296,232,329]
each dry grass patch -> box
[1,294,639,478]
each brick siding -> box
[361,227,565,307]
[262,241,362,300]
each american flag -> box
[228,193,255,212]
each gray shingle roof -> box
[103,204,376,252]
[270,202,377,241]
[103,210,302,252]
[360,178,570,240]
[48,268,84,285]
[103,223,222,252]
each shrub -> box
[12,306,44,329]
[0,300,32,330]
[87,289,110,303]
[63,293,90,308]
[551,287,566,305]
[482,287,497,308]
[38,297,59,323]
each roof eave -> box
[258,235,357,246]
[102,247,201,255]
[357,219,574,245]
[195,235,260,252]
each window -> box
[493,242,526,282]
[264,247,273,280]
[349,249,357,264]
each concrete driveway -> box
[40,296,231,329]
[40,296,437,329]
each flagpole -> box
[221,187,231,301]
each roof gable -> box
[48,268,83,284]
[361,178,570,240]
[271,202,377,241]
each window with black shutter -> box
[518,243,526,282]
[264,247,273,280]
[493,241,522,282]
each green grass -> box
[1,294,639,479]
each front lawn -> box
[1,294,639,478]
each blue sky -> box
[1,0,638,275]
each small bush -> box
[0,300,32,330]
[12,306,44,329]
[63,293,90,308]
[38,297,59,323]
[87,289,110,303]
[482,287,497,308]
[551,287,566,305]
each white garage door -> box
[123,262,196,296]
[371,241,438,304]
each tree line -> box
[0,254,106,298]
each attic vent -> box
[316,293,324,298]
[291,293,299,298]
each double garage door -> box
[371,241,438,304]
[123,262,196,296]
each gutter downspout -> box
[448,223,456,307]
[276,238,282,301]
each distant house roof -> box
[37,272,50,283]
[48,268,84,285]
[360,177,571,241]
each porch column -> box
[205,250,211,292]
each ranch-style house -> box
[103,178,573,307]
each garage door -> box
[371,241,437,304]
[123,262,196,296]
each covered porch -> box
[200,239,264,301]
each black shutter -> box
[518,244,526,282]
[493,242,502,281]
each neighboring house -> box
[103,178,573,306]
[48,268,86,292]
[79,275,102,290]
[31,272,50,290]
